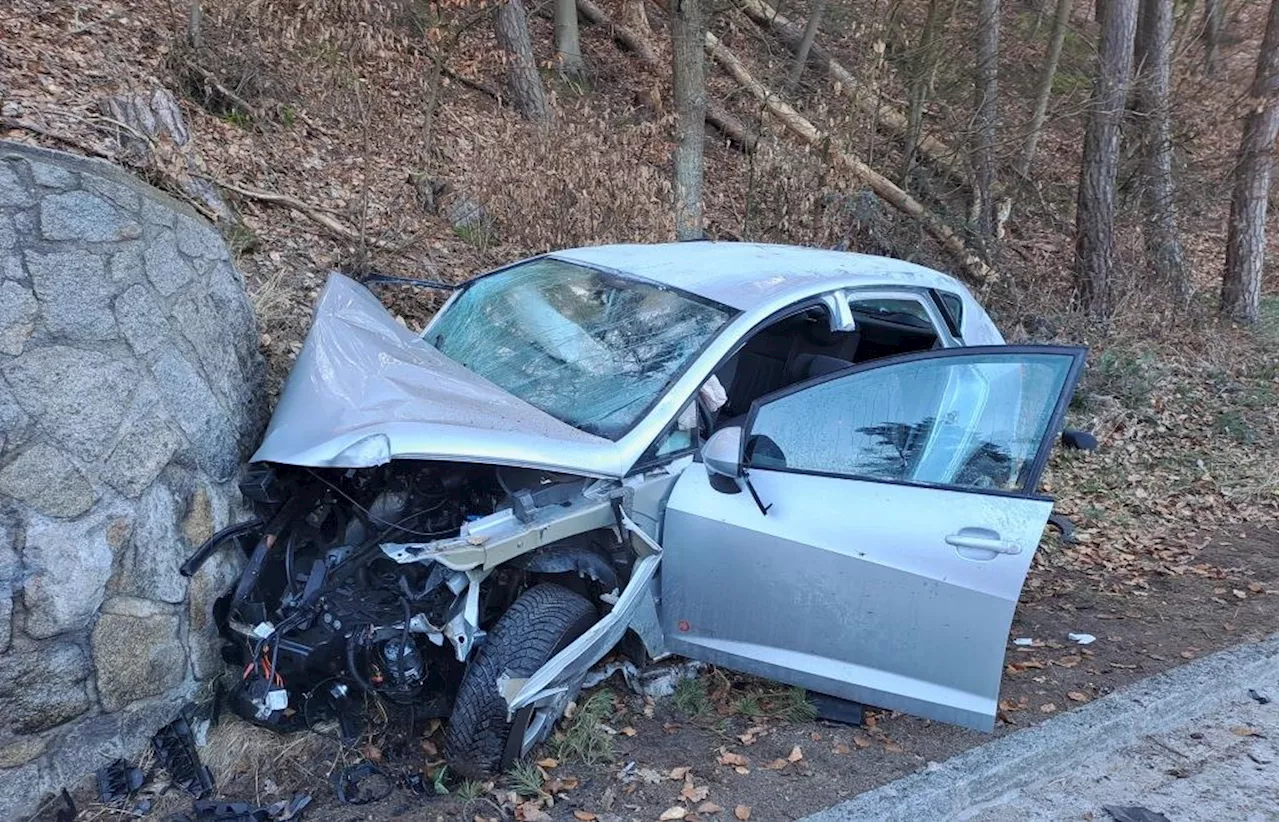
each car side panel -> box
[660,467,1053,731]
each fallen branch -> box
[181,60,263,121]
[735,0,969,188]
[577,0,758,151]
[216,180,398,250]
[705,32,992,283]
[1,116,117,160]
[443,66,504,101]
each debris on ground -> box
[172,794,312,822]
[1102,805,1174,822]
[152,710,216,799]
[95,757,145,805]
[582,659,708,698]
[331,762,395,805]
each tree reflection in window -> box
[744,352,1076,494]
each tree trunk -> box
[577,0,758,150]
[672,0,707,239]
[785,0,828,90]
[1134,0,1188,297]
[705,32,994,282]
[1221,0,1278,324]
[1074,0,1139,316]
[188,1,202,49]
[972,0,1001,237]
[494,0,551,122]
[625,0,654,37]
[1016,0,1071,179]
[900,0,943,184]
[554,0,588,80]
[1200,0,1224,76]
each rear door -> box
[659,346,1085,731]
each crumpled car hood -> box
[251,274,619,475]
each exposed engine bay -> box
[194,459,660,768]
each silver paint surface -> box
[251,273,619,474]
[258,246,1004,477]
[659,466,1053,731]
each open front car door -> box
[659,345,1086,731]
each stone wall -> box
[0,140,265,818]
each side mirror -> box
[702,426,743,488]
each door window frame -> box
[740,344,1087,501]
[845,287,958,346]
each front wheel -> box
[444,583,597,777]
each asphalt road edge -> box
[800,635,1280,822]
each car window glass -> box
[848,297,934,330]
[426,258,733,439]
[746,352,1076,492]
[935,291,964,333]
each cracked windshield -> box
[425,258,733,438]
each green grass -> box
[1051,70,1093,95]
[730,686,818,722]
[732,693,764,718]
[454,778,484,801]
[673,676,713,719]
[1214,410,1256,445]
[453,222,496,249]
[1078,348,1161,411]
[772,686,819,722]
[548,690,615,766]
[508,760,545,798]
[1255,295,1279,349]
[220,109,252,128]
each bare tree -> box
[625,0,654,38]
[671,0,707,239]
[785,0,828,90]
[1016,0,1071,180]
[1221,0,1278,323]
[900,0,944,183]
[554,0,587,81]
[1201,0,1224,76]
[494,0,551,122]
[1134,0,1187,296]
[1074,0,1139,315]
[972,0,1000,237]
[188,1,203,48]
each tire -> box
[444,583,597,777]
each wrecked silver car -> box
[197,242,1085,776]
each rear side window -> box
[932,291,964,336]
[849,298,934,330]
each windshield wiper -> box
[360,272,458,290]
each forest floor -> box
[3,0,1277,820]
[49,523,1274,822]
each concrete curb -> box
[800,636,1279,822]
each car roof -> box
[550,241,973,312]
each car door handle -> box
[945,533,1022,555]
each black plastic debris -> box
[1103,806,1173,822]
[1047,512,1078,544]
[808,692,866,726]
[96,757,146,804]
[172,794,311,822]
[1249,688,1271,704]
[331,762,394,805]
[180,518,264,578]
[53,789,76,822]
[1061,429,1099,451]
[153,713,215,798]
